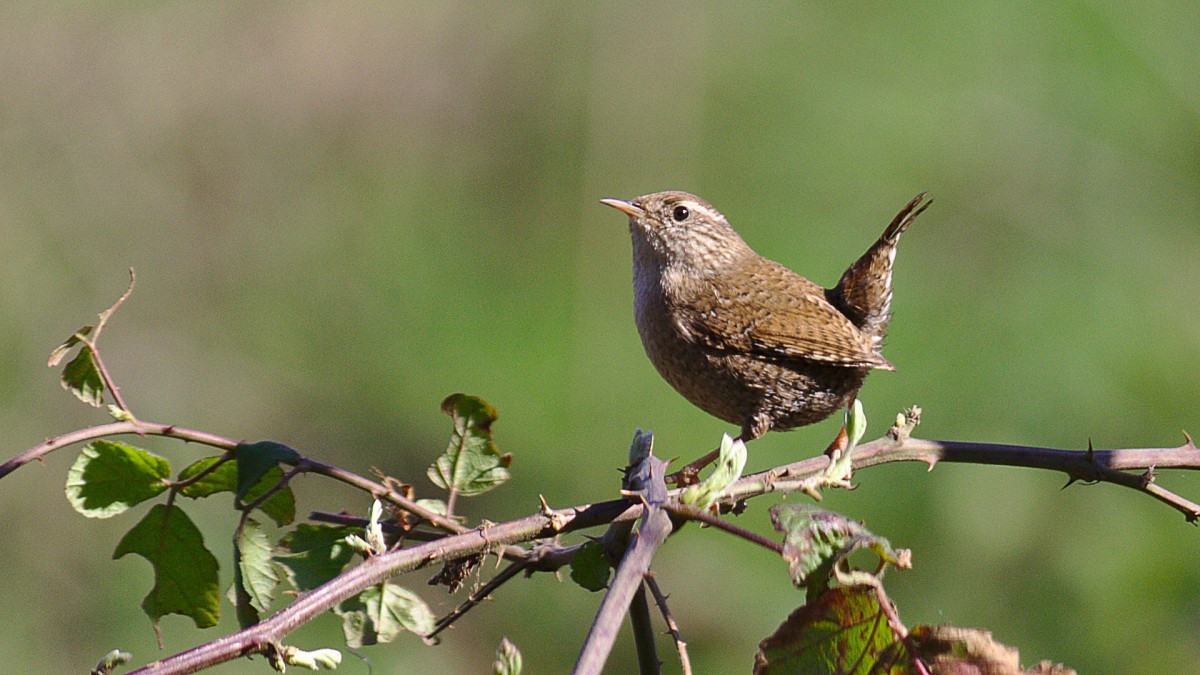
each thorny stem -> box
[664,502,784,554]
[5,410,1200,672]
[645,573,692,675]
[574,506,675,675]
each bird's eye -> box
[671,205,690,222]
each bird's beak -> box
[599,198,644,218]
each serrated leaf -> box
[335,582,436,648]
[770,504,909,601]
[61,346,105,407]
[65,441,170,518]
[274,524,358,591]
[493,637,523,675]
[569,540,610,592]
[753,586,909,675]
[231,518,279,627]
[178,456,296,526]
[235,441,301,500]
[113,504,220,628]
[427,393,511,497]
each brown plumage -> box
[601,191,929,442]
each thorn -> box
[1183,430,1195,450]
[539,495,567,532]
[1062,476,1078,490]
[924,458,938,472]
[1085,438,1095,461]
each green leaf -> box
[177,456,234,497]
[427,394,511,497]
[234,441,301,500]
[334,582,435,648]
[178,456,296,526]
[61,346,106,407]
[769,504,910,602]
[65,441,170,518]
[230,518,279,628]
[113,504,220,629]
[569,540,610,592]
[415,498,448,517]
[274,524,358,591]
[753,586,909,675]
[493,637,523,675]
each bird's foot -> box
[800,400,868,499]
[668,447,721,486]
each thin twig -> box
[87,268,137,415]
[429,560,527,639]
[644,573,691,675]
[82,338,134,416]
[664,502,783,554]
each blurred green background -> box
[2,2,1198,673]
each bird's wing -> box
[676,265,894,370]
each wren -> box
[600,191,929,443]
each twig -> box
[573,506,674,675]
[629,584,660,675]
[0,421,236,479]
[644,573,691,675]
[85,268,137,416]
[428,560,527,639]
[730,432,1200,522]
[0,420,471,533]
[664,502,784,554]
[127,497,640,674]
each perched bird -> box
[601,191,929,445]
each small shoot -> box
[680,433,747,511]
[493,637,523,675]
[91,649,133,675]
[277,645,343,671]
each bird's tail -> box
[826,193,931,344]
